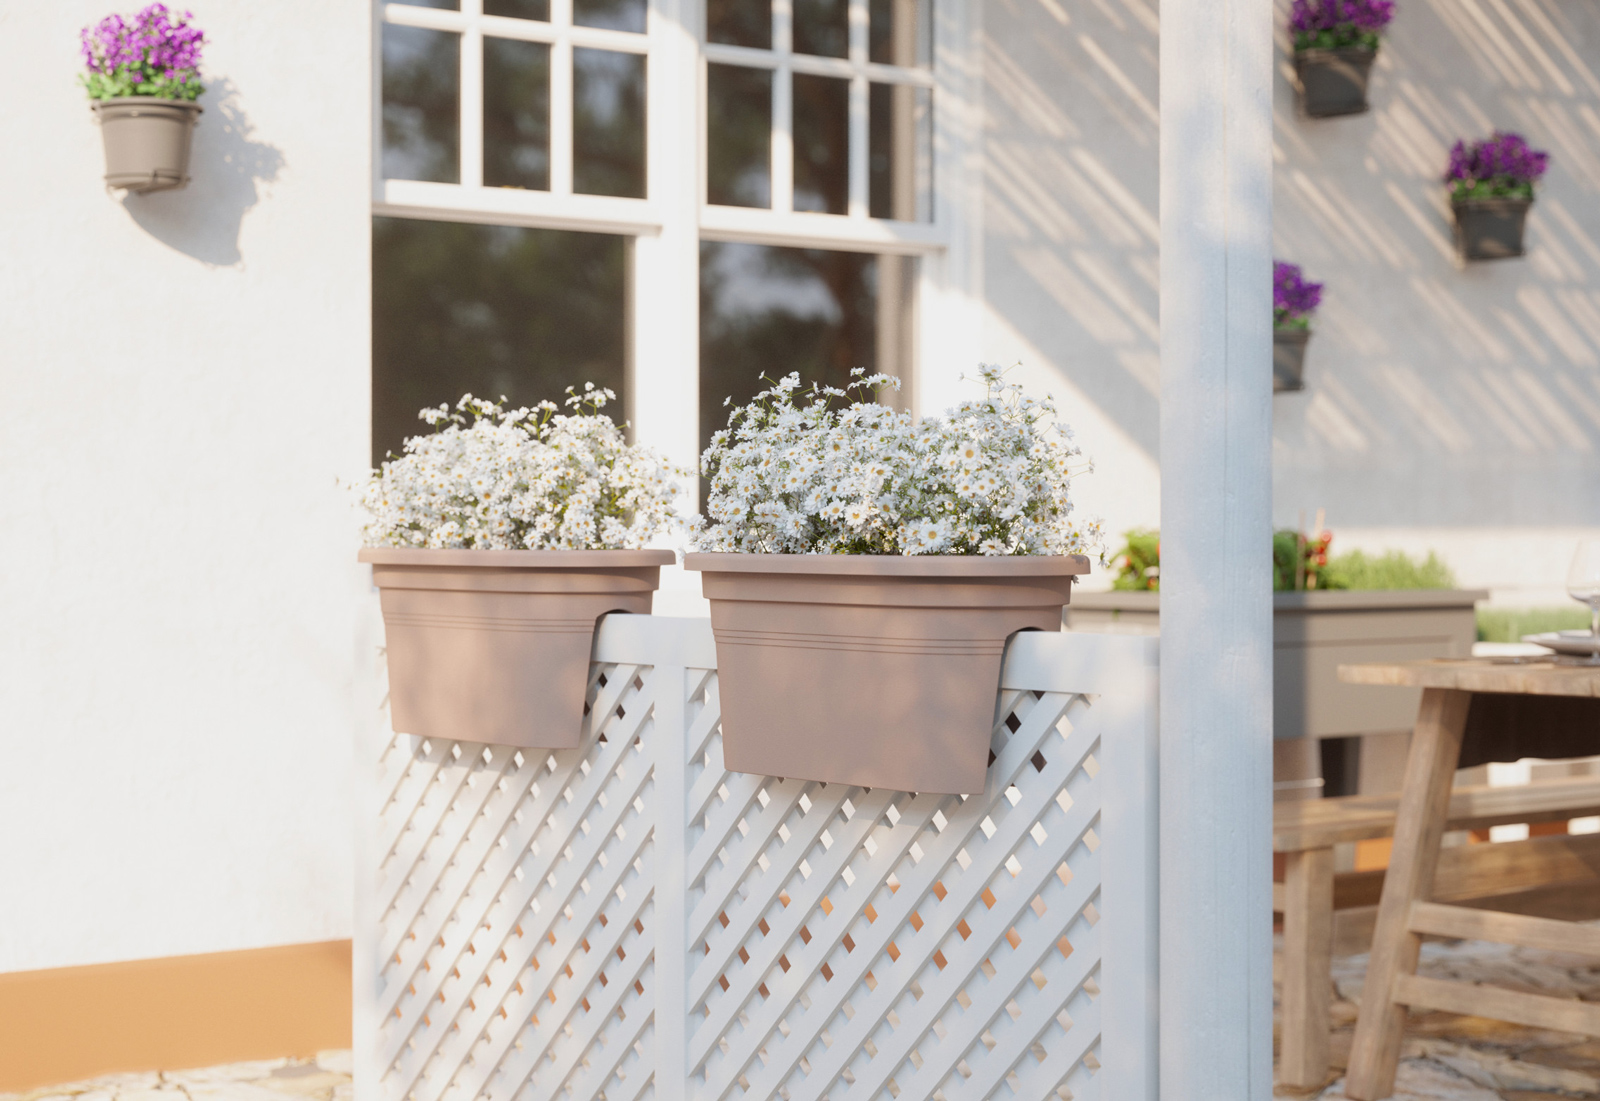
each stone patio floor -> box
[5,935,1600,1101]
[1277,934,1600,1099]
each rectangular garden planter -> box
[359,616,1159,1101]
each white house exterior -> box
[1,0,1597,1087]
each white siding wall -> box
[0,1,377,972]
[982,0,1600,602]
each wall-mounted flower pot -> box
[685,552,1091,794]
[91,97,202,193]
[1293,47,1376,118]
[1453,198,1532,261]
[1274,328,1311,392]
[359,548,673,748]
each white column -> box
[1158,0,1274,1097]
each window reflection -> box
[708,65,771,208]
[383,24,460,184]
[699,243,915,457]
[391,0,459,9]
[373,218,627,466]
[793,0,848,58]
[793,74,849,215]
[869,0,931,66]
[575,0,646,33]
[574,50,647,198]
[869,83,932,221]
[484,0,550,18]
[707,0,770,48]
[484,37,551,191]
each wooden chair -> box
[1273,773,1600,1090]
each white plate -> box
[1522,630,1600,656]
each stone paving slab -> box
[0,1052,351,1101]
[1277,934,1600,1100]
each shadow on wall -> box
[981,0,1162,458]
[1269,0,1600,527]
[120,77,284,267]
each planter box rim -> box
[1452,196,1533,211]
[1274,327,1312,343]
[1072,587,1487,612]
[359,547,675,568]
[91,97,203,113]
[1294,45,1377,60]
[685,551,1092,577]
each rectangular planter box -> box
[1066,589,1484,740]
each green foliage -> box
[81,69,202,101]
[1273,529,1336,591]
[1293,28,1380,51]
[1110,528,1161,591]
[1322,549,1455,591]
[1475,606,1592,643]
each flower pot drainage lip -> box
[684,552,1093,576]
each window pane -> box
[869,0,930,65]
[707,0,770,49]
[485,0,550,18]
[869,83,932,221]
[576,0,646,32]
[373,218,627,466]
[699,243,915,456]
[484,38,550,191]
[707,64,771,208]
[574,49,647,198]
[383,25,459,184]
[793,0,847,58]
[793,74,848,215]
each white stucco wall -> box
[982,0,1600,602]
[0,2,376,973]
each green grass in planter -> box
[1475,606,1592,644]
[1321,549,1455,591]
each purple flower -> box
[1444,131,1549,200]
[79,4,205,102]
[1275,261,1323,327]
[1289,0,1395,49]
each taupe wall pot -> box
[685,552,1092,795]
[1453,197,1532,261]
[360,548,673,749]
[1294,47,1376,118]
[1273,328,1311,392]
[91,97,202,193]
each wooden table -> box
[1339,658,1600,1101]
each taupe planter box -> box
[91,97,202,193]
[360,548,673,749]
[686,552,1092,795]
[1274,328,1311,393]
[1453,198,1532,262]
[1294,47,1376,118]
[1066,588,1484,739]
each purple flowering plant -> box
[1274,261,1323,330]
[1445,132,1549,202]
[80,4,205,102]
[1289,0,1395,51]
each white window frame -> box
[370,0,982,492]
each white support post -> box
[1158,0,1274,1099]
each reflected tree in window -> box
[383,24,460,183]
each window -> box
[374,0,967,492]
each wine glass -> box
[1566,539,1600,660]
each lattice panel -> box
[682,683,1104,1101]
[374,661,662,1101]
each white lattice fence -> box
[361,617,1157,1101]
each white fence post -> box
[1159,0,1276,1097]
[361,618,1159,1100]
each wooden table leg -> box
[1280,846,1334,1089]
[1344,688,1472,1100]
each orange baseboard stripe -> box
[0,939,351,1092]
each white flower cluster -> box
[361,387,685,551]
[691,365,1104,556]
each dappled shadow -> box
[120,76,284,266]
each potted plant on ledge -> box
[1274,260,1323,393]
[359,388,683,749]
[81,4,207,193]
[1289,0,1395,118]
[1447,131,1550,261]
[685,367,1099,795]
